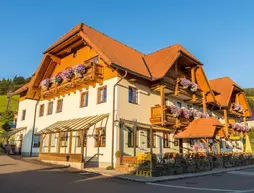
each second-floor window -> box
[47,101,54,115]
[80,92,89,108]
[177,102,182,108]
[97,86,107,104]
[56,99,63,113]
[21,110,26,121]
[39,104,44,117]
[128,86,138,104]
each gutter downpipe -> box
[111,70,128,168]
[30,99,39,156]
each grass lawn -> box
[0,95,19,128]
[0,95,19,112]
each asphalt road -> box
[1,154,254,193]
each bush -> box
[105,166,114,170]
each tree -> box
[2,122,11,131]
[13,76,26,85]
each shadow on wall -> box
[21,127,39,157]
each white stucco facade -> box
[16,77,118,167]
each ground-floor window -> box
[61,132,68,147]
[51,134,56,147]
[33,135,40,148]
[77,131,87,147]
[127,129,139,147]
[147,130,156,148]
[95,127,106,147]
[163,132,171,148]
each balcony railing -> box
[150,105,190,128]
[41,62,103,99]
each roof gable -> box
[144,44,201,80]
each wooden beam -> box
[48,54,61,64]
[160,85,165,125]
[202,92,207,113]
[81,130,85,162]
[149,126,153,155]
[58,133,61,153]
[39,134,44,153]
[224,109,229,138]
[69,132,73,154]
[174,78,180,96]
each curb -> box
[98,165,254,183]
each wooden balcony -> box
[41,62,103,99]
[150,105,190,128]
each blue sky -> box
[0,0,254,87]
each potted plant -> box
[61,68,74,81]
[40,78,51,90]
[73,64,86,78]
[179,77,191,89]
[190,82,198,92]
[52,73,63,86]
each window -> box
[60,132,68,147]
[39,104,45,117]
[97,86,107,104]
[80,92,89,108]
[187,105,192,109]
[21,110,26,121]
[95,127,106,147]
[77,131,87,147]
[163,132,171,148]
[128,129,139,147]
[147,131,156,148]
[47,101,54,115]
[43,135,49,147]
[33,135,40,148]
[50,134,56,147]
[128,86,138,104]
[177,102,182,108]
[56,99,63,113]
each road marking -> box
[234,189,254,193]
[146,182,237,192]
[69,175,106,184]
[228,171,254,176]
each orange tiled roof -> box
[144,44,201,80]
[209,77,242,107]
[8,82,30,97]
[175,118,223,139]
[44,23,200,80]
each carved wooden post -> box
[191,68,196,102]
[81,130,85,162]
[150,126,153,155]
[48,134,52,153]
[58,132,61,153]
[133,120,137,156]
[69,132,73,154]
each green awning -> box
[36,114,109,135]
